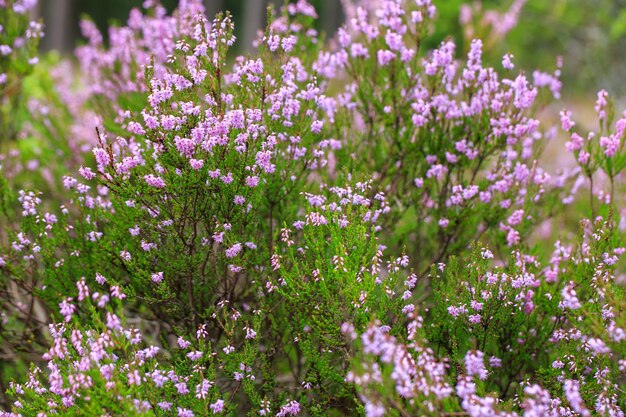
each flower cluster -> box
[313,0,564,274]
[2,0,626,416]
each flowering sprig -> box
[561,90,626,215]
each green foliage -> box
[3,1,626,416]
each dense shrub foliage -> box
[1,0,626,416]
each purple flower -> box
[144,174,166,188]
[177,407,194,417]
[210,399,225,414]
[464,350,488,380]
[225,243,243,258]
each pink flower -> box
[377,49,395,66]
[210,399,225,414]
[502,53,514,69]
[225,243,242,258]
[276,400,300,417]
[189,159,204,170]
[93,148,111,168]
[464,350,488,380]
[127,370,142,386]
[144,174,166,188]
[177,337,191,349]
[79,166,96,180]
[245,176,259,187]
[59,298,76,322]
[177,407,194,417]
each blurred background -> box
[33,0,626,100]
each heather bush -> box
[2,0,626,416]
[314,0,564,273]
